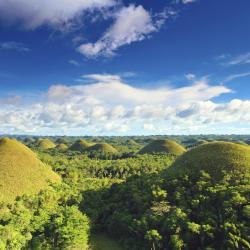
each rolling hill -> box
[0,138,60,202]
[168,141,250,180]
[69,139,92,152]
[37,138,56,150]
[87,143,118,154]
[138,139,186,155]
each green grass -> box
[69,139,93,152]
[168,141,250,180]
[87,143,118,154]
[37,138,56,149]
[139,139,186,155]
[0,138,60,202]
[89,233,122,250]
[56,143,68,150]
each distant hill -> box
[87,143,118,154]
[56,143,68,150]
[37,138,56,149]
[138,139,186,155]
[69,139,92,152]
[168,141,250,180]
[0,138,60,202]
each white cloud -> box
[218,52,250,66]
[0,0,117,30]
[68,59,80,67]
[222,72,250,83]
[77,5,172,57]
[182,0,198,4]
[1,73,246,135]
[0,41,30,52]
[227,52,250,65]
[185,73,196,81]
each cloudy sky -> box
[0,0,250,135]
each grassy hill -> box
[56,143,68,150]
[138,139,186,155]
[37,138,56,150]
[168,141,250,180]
[87,143,118,154]
[69,139,92,152]
[0,138,60,202]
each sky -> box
[0,0,250,135]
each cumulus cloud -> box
[77,5,172,57]
[0,0,117,30]
[2,73,248,135]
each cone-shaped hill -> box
[168,141,250,180]
[56,138,68,144]
[87,143,118,154]
[69,139,92,152]
[56,143,68,151]
[138,139,186,155]
[0,138,60,202]
[37,138,56,150]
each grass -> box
[37,138,56,149]
[0,138,60,202]
[87,143,118,154]
[168,141,250,180]
[139,139,186,155]
[56,143,68,150]
[89,233,122,250]
[69,139,92,152]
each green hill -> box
[23,137,35,144]
[138,139,186,155]
[56,137,68,144]
[0,138,60,202]
[87,143,118,154]
[56,143,68,151]
[69,139,92,152]
[37,138,56,149]
[168,141,250,180]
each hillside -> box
[37,138,56,149]
[87,143,118,154]
[138,139,186,155]
[56,143,68,150]
[69,139,92,152]
[168,141,250,180]
[0,138,60,202]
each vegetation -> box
[138,139,186,156]
[87,143,118,154]
[168,141,250,180]
[0,138,60,202]
[56,143,68,151]
[0,136,249,249]
[37,138,56,150]
[69,139,93,152]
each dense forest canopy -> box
[0,135,249,249]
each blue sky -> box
[0,0,250,135]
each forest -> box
[0,135,249,249]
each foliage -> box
[1,136,250,249]
[0,184,90,250]
[86,171,250,249]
